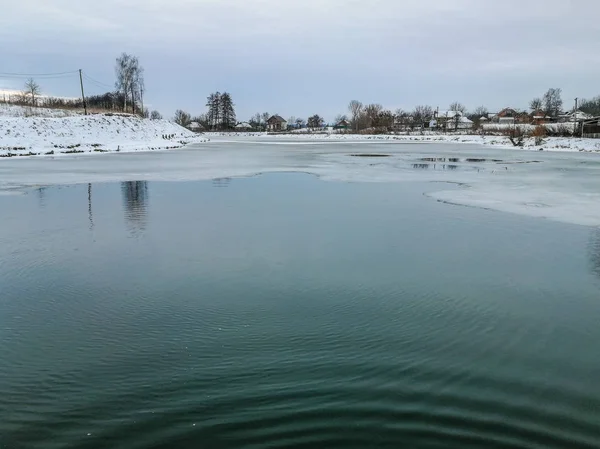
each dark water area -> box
[1,173,600,449]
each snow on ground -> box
[1,134,600,227]
[0,105,207,157]
[0,103,81,118]
[203,131,600,153]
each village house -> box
[431,111,473,130]
[235,122,252,131]
[558,109,593,123]
[187,122,203,132]
[266,115,287,132]
[491,107,519,125]
[333,119,350,131]
[530,110,551,125]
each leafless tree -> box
[135,66,145,116]
[543,88,563,117]
[449,102,467,114]
[24,78,41,106]
[295,117,305,128]
[173,109,191,127]
[473,106,488,117]
[334,114,348,124]
[394,109,410,130]
[150,110,162,120]
[307,114,324,129]
[412,105,433,128]
[364,103,383,128]
[374,109,394,129]
[115,53,144,114]
[530,97,543,112]
[348,100,363,131]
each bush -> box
[532,125,546,145]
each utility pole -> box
[139,86,144,118]
[79,69,87,115]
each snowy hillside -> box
[0,105,207,158]
[0,103,81,118]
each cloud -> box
[1,0,599,119]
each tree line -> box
[173,91,237,130]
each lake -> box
[1,140,600,448]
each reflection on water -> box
[88,183,94,230]
[590,229,600,279]
[413,163,458,171]
[121,181,149,234]
[2,175,600,449]
[213,177,232,188]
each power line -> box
[82,73,114,89]
[0,70,79,78]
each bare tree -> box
[150,110,162,120]
[261,112,270,127]
[473,106,488,117]
[135,65,145,116]
[374,109,394,129]
[364,104,383,128]
[394,108,410,130]
[579,96,600,117]
[24,78,41,106]
[334,114,348,124]
[412,105,433,129]
[449,102,467,114]
[348,100,363,131]
[115,53,144,114]
[295,117,305,128]
[173,109,191,127]
[530,97,543,111]
[307,114,324,129]
[543,88,562,117]
[115,53,133,112]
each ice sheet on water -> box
[1,135,599,227]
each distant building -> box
[187,122,203,132]
[334,119,350,130]
[235,122,252,131]
[492,107,519,125]
[433,110,472,130]
[531,110,551,125]
[266,115,287,132]
[558,109,593,123]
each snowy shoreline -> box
[2,103,599,159]
[203,132,600,154]
[0,105,207,159]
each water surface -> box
[1,173,600,449]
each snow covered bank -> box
[257,133,600,153]
[201,131,600,153]
[0,106,207,158]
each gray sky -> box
[1,0,598,121]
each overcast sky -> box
[1,0,599,121]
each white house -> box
[235,122,252,130]
[559,109,593,122]
[187,122,203,132]
[432,110,473,130]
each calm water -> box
[1,173,600,449]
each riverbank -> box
[0,106,207,158]
[204,132,600,153]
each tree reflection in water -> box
[121,181,149,235]
[590,229,600,279]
